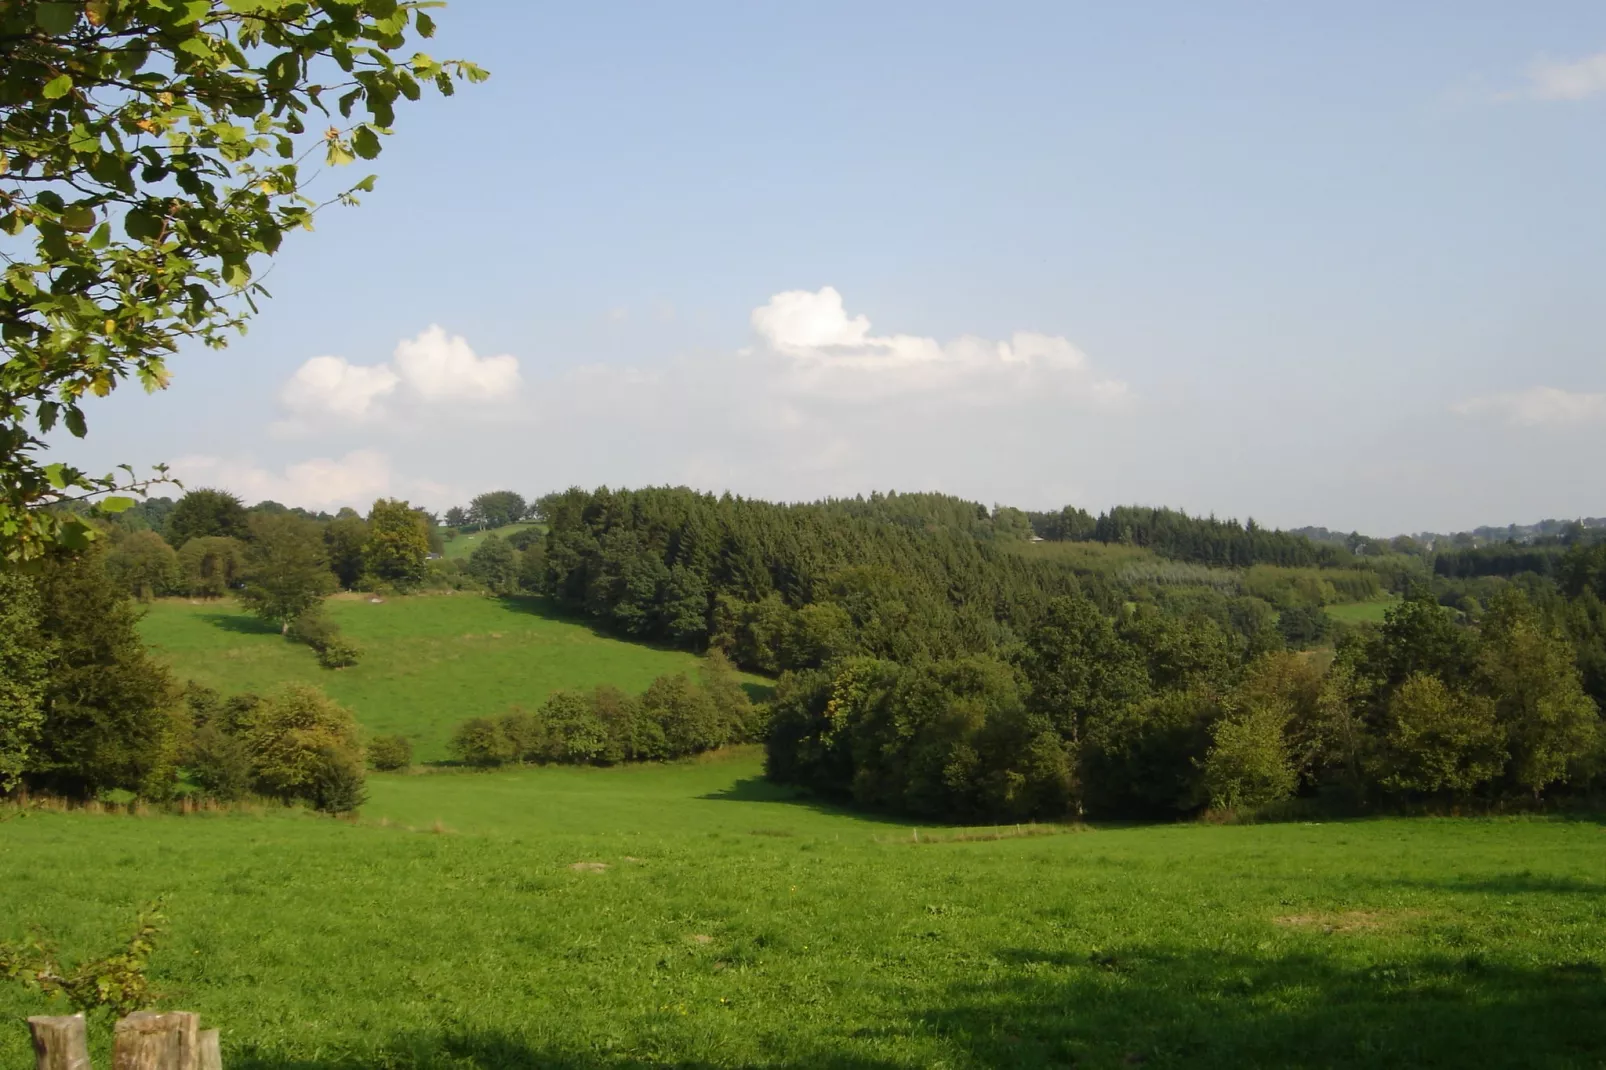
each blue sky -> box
[60,1,1606,533]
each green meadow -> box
[1326,598,1401,625]
[3,753,1604,1068]
[135,596,768,761]
[441,521,544,559]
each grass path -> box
[3,754,1603,1068]
[137,595,769,760]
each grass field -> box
[442,521,543,559]
[1327,597,1401,625]
[2,753,1603,1068]
[136,596,769,761]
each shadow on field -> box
[212,943,1606,1068]
[228,1031,902,1069]
[1376,873,1605,897]
[198,611,282,636]
[915,944,1606,1068]
[700,778,916,828]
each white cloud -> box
[392,325,521,402]
[1518,49,1606,101]
[1451,386,1606,427]
[748,286,1129,404]
[279,356,398,420]
[278,325,520,428]
[170,449,399,510]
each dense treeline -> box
[1031,505,1354,568]
[448,653,759,768]
[535,486,1121,673]
[766,586,1605,821]
[1433,543,1569,580]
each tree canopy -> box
[0,0,485,560]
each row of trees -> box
[450,654,758,767]
[766,587,1603,821]
[102,490,439,600]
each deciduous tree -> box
[238,512,335,631]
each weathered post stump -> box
[26,1009,221,1069]
[112,1012,186,1070]
[28,1014,91,1070]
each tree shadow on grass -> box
[210,944,1606,1068]
[699,777,935,829]
[228,1030,903,1070]
[1369,873,1605,897]
[923,943,1606,1069]
[197,611,281,637]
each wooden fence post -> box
[197,1030,222,1070]
[112,1012,184,1070]
[28,1014,91,1070]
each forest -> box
[5,482,1602,826]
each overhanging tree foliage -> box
[0,0,485,560]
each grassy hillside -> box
[2,755,1602,1068]
[442,521,543,559]
[136,595,769,760]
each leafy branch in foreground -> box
[0,898,166,1017]
[0,0,487,560]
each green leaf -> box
[125,207,162,241]
[35,2,77,34]
[416,11,436,37]
[43,463,69,490]
[69,125,100,153]
[99,496,137,514]
[325,139,355,167]
[87,223,111,250]
[42,74,75,100]
[64,409,88,438]
[353,174,378,193]
[352,125,381,160]
[58,520,94,551]
[224,262,251,288]
[60,204,96,232]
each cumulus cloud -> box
[392,325,522,402]
[749,286,1129,404]
[1516,49,1606,101]
[280,356,398,420]
[169,449,399,510]
[277,325,520,427]
[250,287,1132,510]
[1450,386,1606,427]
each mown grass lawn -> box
[136,595,769,761]
[3,753,1603,1069]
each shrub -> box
[289,611,363,669]
[540,691,608,763]
[241,684,365,810]
[308,745,368,813]
[641,673,725,756]
[450,716,514,767]
[367,734,413,771]
[287,610,339,648]
[499,710,546,762]
[187,723,253,801]
[316,636,363,669]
